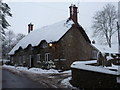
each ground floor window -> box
[37,54,41,63]
[92,50,98,59]
[45,53,50,61]
[23,56,25,63]
[11,57,14,63]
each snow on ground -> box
[28,68,59,74]
[3,64,15,69]
[3,64,71,74]
[60,70,71,74]
[61,77,77,89]
[3,64,74,88]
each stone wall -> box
[71,68,119,88]
[56,26,95,70]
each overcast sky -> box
[4,0,118,40]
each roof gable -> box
[77,24,91,43]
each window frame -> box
[37,54,41,63]
[45,53,50,62]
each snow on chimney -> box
[69,4,78,24]
[28,23,33,34]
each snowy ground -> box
[3,64,70,74]
[2,64,77,89]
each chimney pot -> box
[69,4,78,24]
[28,23,33,34]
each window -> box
[23,56,26,63]
[41,41,48,48]
[37,54,41,63]
[92,50,98,59]
[37,54,41,61]
[11,57,14,63]
[45,53,50,61]
[19,56,22,65]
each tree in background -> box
[2,30,15,59]
[0,0,12,41]
[92,4,117,47]
[2,30,25,59]
[16,33,25,43]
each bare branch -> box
[92,4,117,47]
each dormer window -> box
[42,42,48,48]
[41,40,48,48]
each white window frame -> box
[37,54,41,63]
[45,53,50,62]
[37,54,41,61]
[11,57,14,63]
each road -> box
[2,69,46,89]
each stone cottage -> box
[9,5,98,70]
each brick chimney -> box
[28,23,33,33]
[69,4,78,24]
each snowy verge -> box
[2,64,71,74]
[3,64,59,74]
[61,77,78,89]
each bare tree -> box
[2,30,25,59]
[2,30,15,59]
[92,4,117,47]
[16,33,25,43]
[5,30,16,48]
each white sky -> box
[3,0,118,39]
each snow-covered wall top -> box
[9,19,74,55]
[71,60,119,76]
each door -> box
[30,55,34,67]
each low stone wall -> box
[71,68,120,88]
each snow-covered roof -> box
[92,43,119,54]
[9,19,74,55]
[71,60,120,75]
